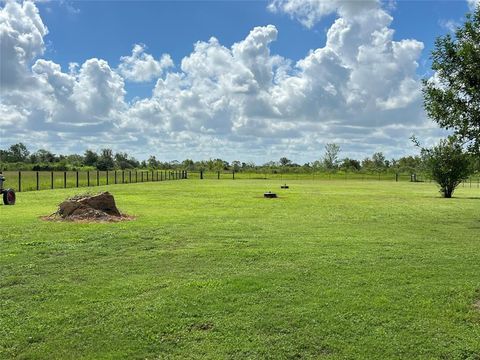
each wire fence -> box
[2,170,479,193]
[187,170,480,188]
[2,170,187,192]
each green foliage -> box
[421,139,473,197]
[96,149,115,171]
[340,158,361,171]
[323,143,341,170]
[0,143,30,162]
[423,7,480,154]
[279,157,292,166]
[83,150,98,167]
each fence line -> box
[3,170,187,193]
[3,170,480,193]
[188,170,480,187]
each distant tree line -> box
[2,142,478,174]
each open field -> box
[1,180,479,359]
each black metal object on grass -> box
[0,172,16,205]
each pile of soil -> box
[45,192,132,222]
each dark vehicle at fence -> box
[0,172,16,205]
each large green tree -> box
[422,6,480,154]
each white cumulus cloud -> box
[0,0,443,161]
[118,44,173,82]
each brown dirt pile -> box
[44,192,132,222]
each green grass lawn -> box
[1,180,479,359]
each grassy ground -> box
[1,180,479,359]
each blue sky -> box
[0,0,477,162]
[39,0,469,97]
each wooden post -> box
[18,171,21,192]
[76,171,79,188]
[122,170,125,184]
[106,170,109,185]
[114,171,117,184]
[129,171,132,183]
[64,171,67,188]
[232,170,235,180]
[141,171,144,182]
[200,170,203,180]
[87,171,90,186]
[97,171,100,186]
[395,173,399,182]
[51,171,54,189]
[135,170,138,183]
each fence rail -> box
[2,170,187,192]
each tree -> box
[419,138,473,198]
[84,150,98,167]
[422,7,480,154]
[6,143,30,162]
[114,152,138,169]
[323,143,340,170]
[279,157,292,167]
[340,158,361,171]
[372,152,387,171]
[33,149,56,163]
[231,160,241,172]
[147,155,159,169]
[96,149,115,170]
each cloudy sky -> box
[0,0,477,163]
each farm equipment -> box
[0,172,16,205]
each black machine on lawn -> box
[0,172,16,205]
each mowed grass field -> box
[1,180,479,359]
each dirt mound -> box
[45,192,132,222]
